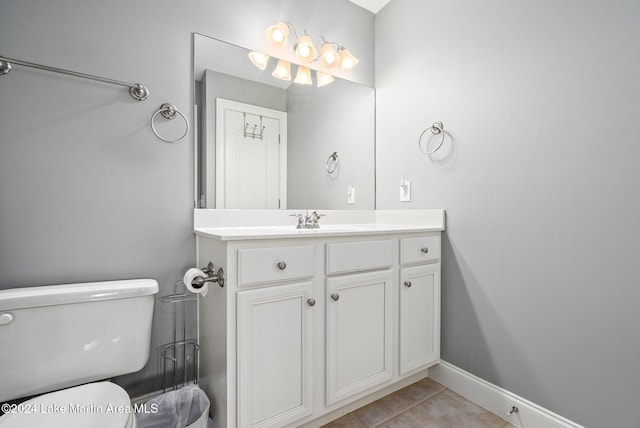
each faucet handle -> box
[311,211,326,220]
[290,213,305,228]
[309,211,325,228]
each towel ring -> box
[326,152,339,174]
[418,121,445,154]
[151,103,189,143]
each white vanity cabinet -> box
[326,270,394,406]
[235,243,316,428]
[237,281,315,427]
[195,213,443,428]
[398,236,441,375]
[325,240,394,405]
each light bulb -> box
[272,59,291,81]
[266,22,290,49]
[339,48,359,72]
[248,52,270,70]
[320,44,340,68]
[294,66,313,85]
[272,29,284,43]
[295,35,317,63]
[325,52,337,64]
[316,71,334,87]
[299,45,311,58]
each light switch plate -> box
[400,177,411,202]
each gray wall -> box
[287,78,375,209]
[0,0,374,397]
[376,1,640,427]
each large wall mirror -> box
[193,33,375,210]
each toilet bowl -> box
[0,382,135,428]
[0,279,158,427]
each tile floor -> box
[322,378,516,428]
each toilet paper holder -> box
[192,262,225,288]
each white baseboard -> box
[429,361,584,428]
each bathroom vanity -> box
[194,209,444,428]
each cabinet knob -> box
[307,298,316,307]
[404,281,412,288]
[0,313,14,325]
[420,247,429,254]
[277,261,287,270]
[330,293,340,301]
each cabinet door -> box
[399,263,441,375]
[237,282,314,428]
[326,270,393,406]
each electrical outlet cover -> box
[347,185,356,204]
[400,178,411,202]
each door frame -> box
[213,98,287,209]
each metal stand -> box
[160,280,200,392]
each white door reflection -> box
[214,99,287,209]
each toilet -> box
[0,279,159,427]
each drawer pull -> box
[277,261,287,270]
[404,281,412,288]
[420,247,429,254]
[330,293,340,302]
[307,298,316,307]
[0,313,14,325]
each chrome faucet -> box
[290,211,325,229]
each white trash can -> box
[135,385,213,428]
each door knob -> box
[404,281,412,288]
[420,247,429,254]
[277,261,287,270]
[307,298,316,307]
[330,293,340,301]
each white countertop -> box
[194,209,445,241]
[195,223,444,241]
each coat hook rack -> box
[243,113,265,140]
[418,121,445,154]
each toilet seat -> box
[0,382,135,428]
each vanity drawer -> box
[238,245,314,286]
[400,236,441,266]
[326,240,393,275]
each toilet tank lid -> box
[0,279,159,311]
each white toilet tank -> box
[0,279,158,402]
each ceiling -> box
[348,0,392,14]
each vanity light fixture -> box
[295,34,318,63]
[272,59,292,81]
[251,21,359,87]
[248,51,270,70]
[320,43,340,68]
[294,66,313,85]
[265,21,358,72]
[337,48,359,72]
[265,22,290,49]
[316,71,334,87]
